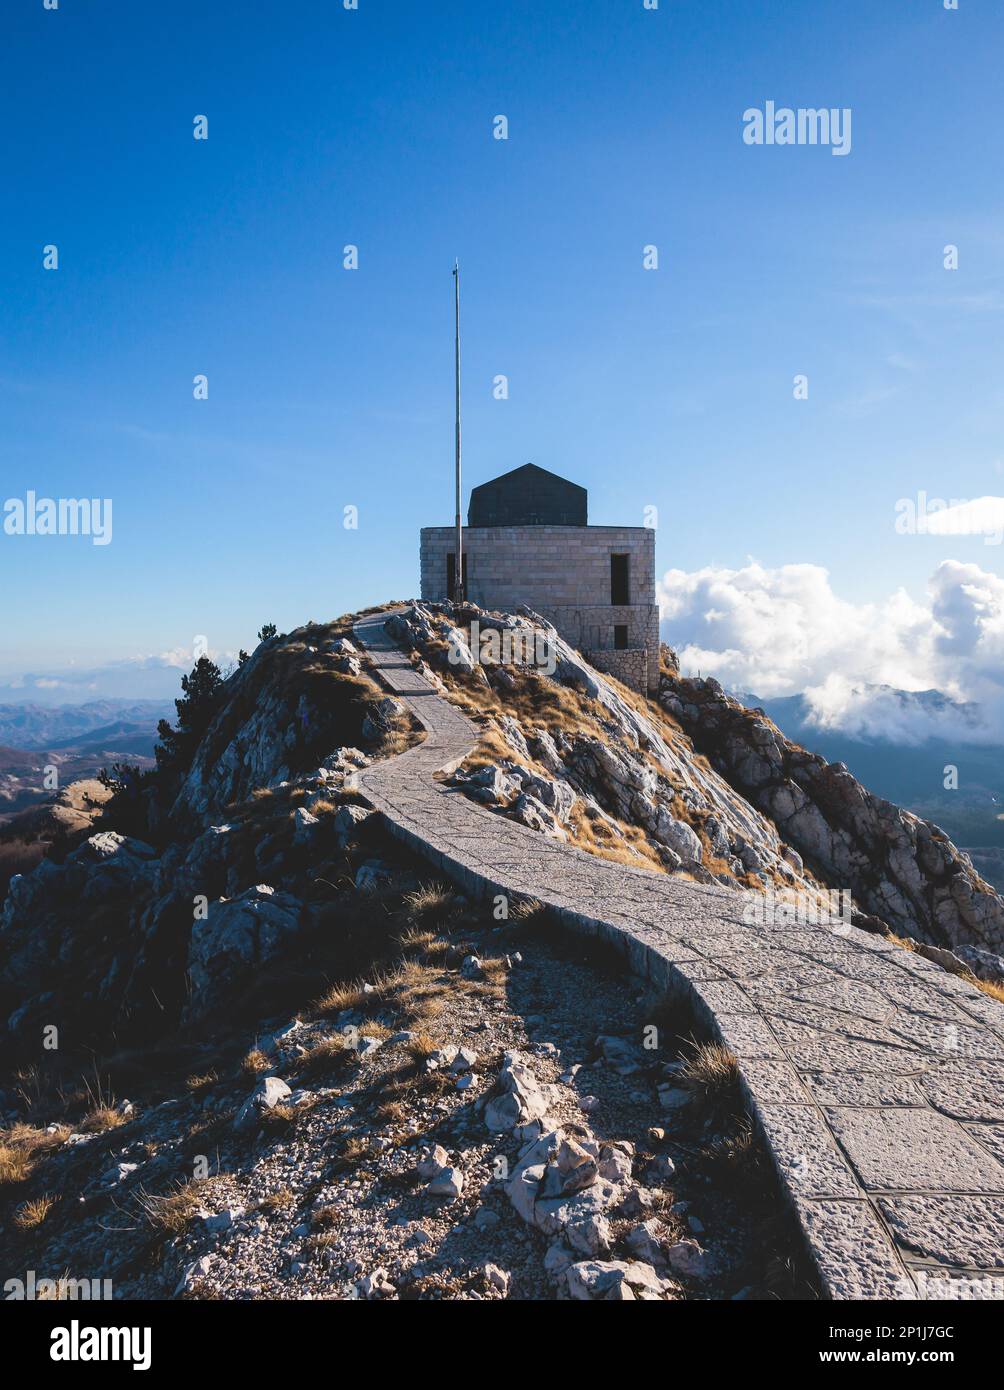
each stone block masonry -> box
[420,524,660,692]
[586,647,648,691]
[354,608,1004,1301]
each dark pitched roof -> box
[468,463,587,527]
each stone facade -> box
[586,647,649,691]
[420,521,660,693]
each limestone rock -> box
[484,1053,550,1132]
[235,1075,291,1130]
[185,885,302,1023]
[425,1166,464,1199]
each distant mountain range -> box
[737,686,1004,854]
[0,700,174,751]
[0,701,169,824]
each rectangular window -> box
[614,624,628,650]
[610,553,630,605]
[446,553,468,601]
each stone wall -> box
[585,647,648,693]
[420,524,660,690]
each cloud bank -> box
[658,559,1004,743]
[0,649,239,705]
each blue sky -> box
[1,0,1002,700]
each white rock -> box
[293,807,319,844]
[425,1166,464,1200]
[174,1255,213,1297]
[485,1053,549,1132]
[665,1238,712,1279]
[565,1259,637,1302]
[416,1144,450,1179]
[203,1205,245,1233]
[358,1267,396,1299]
[235,1074,291,1129]
[448,1046,478,1074]
[626,1219,668,1267]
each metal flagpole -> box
[453,260,464,604]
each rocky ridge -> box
[659,670,1004,959]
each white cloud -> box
[658,559,1004,741]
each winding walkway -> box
[353,612,1004,1299]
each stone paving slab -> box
[794,1199,915,1300]
[825,1108,1004,1194]
[877,1195,1004,1270]
[353,611,1004,1299]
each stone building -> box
[420,463,660,693]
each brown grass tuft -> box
[403,881,459,925]
[14,1194,58,1229]
[680,1042,742,1112]
[241,1049,270,1078]
[138,1183,205,1236]
[81,1106,126,1134]
[298,1034,352,1078]
[186,1070,219,1095]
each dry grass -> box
[567,802,663,871]
[311,1203,341,1229]
[0,1145,35,1188]
[373,728,421,759]
[403,881,459,925]
[675,1039,739,1123]
[382,960,450,1027]
[256,1189,294,1214]
[435,648,711,878]
[338,1135,376,1167]
[510,897,545,921]
[441,647,607,743]
[311,980,371,1015]
[374,1099,405,1124]
[138,1182,206,1236]
[259,1104,296,1133]
[304,1229,342,1253]
[886,933,1004,1006]
[0,1122,71,1189]
[886,932,917,953]
[186,1070,219,1095]
[313,957,451,1030]
[404,1031,439,1067]
[241,1049,270,1078]
[699,1123,764,1189]
[680,1042,742,1110]
[395,925,451,962]
[975,977,1004,1005]
[14,1194,58,1229]
[81,1105,126,1134]
[297,1035,352,1078]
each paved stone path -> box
[353,612,1004,1299]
